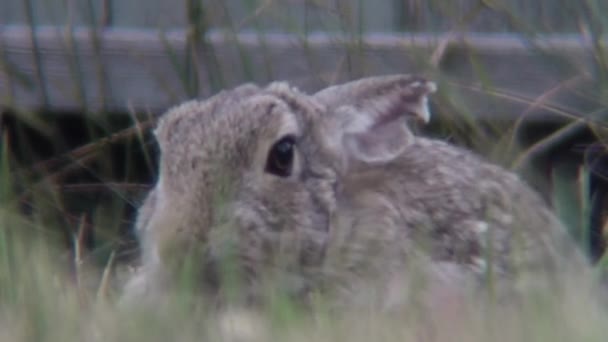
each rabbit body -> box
[124,75,586,309]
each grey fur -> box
[123,75,588,310]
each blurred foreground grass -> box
[0,204,607,341]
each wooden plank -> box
[0,0,105,27]
[1,0,591,32]
[0,26,598,120]
[0,0,397,31]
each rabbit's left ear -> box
[313,75,436,164]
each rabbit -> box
[122,75,589,310]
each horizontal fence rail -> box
[1,0,596,33]
[0,26,601,121]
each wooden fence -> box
[0,0,605,121]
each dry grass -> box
[0,228,605,342]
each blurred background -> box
[1,0,608,272]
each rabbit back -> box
[326,137,586,293]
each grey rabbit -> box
[123,75,589,310]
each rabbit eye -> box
[265,135,296,177]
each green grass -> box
[2,0,608,340]
[0,223,605,341]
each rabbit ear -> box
[314,75,437,164]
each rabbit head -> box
[133,75,437,300]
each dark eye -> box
[265,135,296,177]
